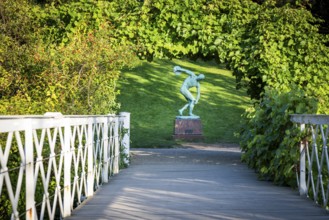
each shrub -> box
[239,86,317,186]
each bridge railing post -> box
[113,117,119,174]
[63,118,72,217]
[299,123,307,196]
[25,119,35,220]
[102,116,110,183]
[87,118,94,197]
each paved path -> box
[67,143,328,220]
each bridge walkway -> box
[66,143,328,220]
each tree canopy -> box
[0,0,140,114]
[1,0,328,113]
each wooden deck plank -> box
[66,146,329,220]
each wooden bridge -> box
[66,144,328,220]
[1,114,329,219]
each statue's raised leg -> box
[179,104,189,116]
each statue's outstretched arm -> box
[173,66,195,76]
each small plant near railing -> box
[119,128,130,169]
[119,145,130,169]
[238,86,318,186]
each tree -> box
[0,0,141,114]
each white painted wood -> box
[0,113,130,219]
[299,124,307,196]
[63,121,72,217]
[291,114,329,208]
[25,120,35,220]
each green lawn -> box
[117,58,251,148]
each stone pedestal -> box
[173,117,203,140]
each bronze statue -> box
[173,66,205,118]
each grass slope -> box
[117,58,250,148]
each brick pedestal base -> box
[173,117,203,140]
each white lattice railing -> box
[0,112,130,220]
[291,114,329,208]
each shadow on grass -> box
[117,58,250,148]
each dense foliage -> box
[230,1,329,185]
[2,0,328,113]
[239,86,318,185]
[0,0,140,115]
[125,0,329,103]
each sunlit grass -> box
[117,58,251,148]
